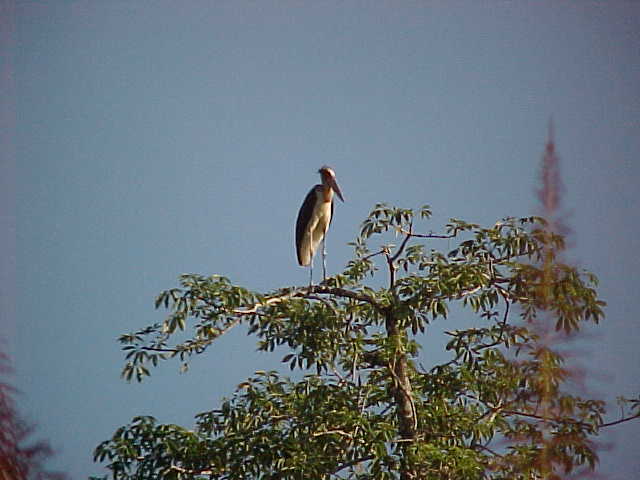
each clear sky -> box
[3,1,639,478]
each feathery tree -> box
[0,350,66,480]
[92,200,639,479]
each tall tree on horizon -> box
[512,122,587,479]
[0,348,66,480]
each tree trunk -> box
[385,309,418,480]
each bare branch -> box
[398,227,456,239]
[361,249,386,261]
[136,346,178,353]
[167,464,217,476]
[231,293,296,315]
[600,413,640,428]
[391,223,414,263]
[312,429,353,438]
[384,247,395,290]
[331,455,375,476]
[303,286,385,312]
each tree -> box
[92,202,638,480]
[0,349,67,480]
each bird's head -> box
[318,166,345,202]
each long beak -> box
[327,176,345,202]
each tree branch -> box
[167,464,217,476]
[312,429,353,438]
[398,228,456,239]
[303,286,385,312]
[330,455,375,476]
[391,224,414,263]
[600,413,640,428]
[500,409,599,429]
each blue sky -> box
[4,1,640,478]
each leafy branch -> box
[94,204,635,480]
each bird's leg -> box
[308,260,313,289]
[322,237,327,282]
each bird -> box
[295,166,345,285]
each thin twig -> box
[331,455,375,476]
[397,228,456,239]
[303,286,384,312]
[361,250,386,261]
[167,464,217,475]
[312,429,353,438]
[331,366,345,384]
[231,293,296,315]
[500,409,597,428]
[390,223,414,263]
[600,413,640,428]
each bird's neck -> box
[321,185,333,203]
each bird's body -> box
[296,185,334,267]
[295,167,344,283]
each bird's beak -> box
[328,175,345,202]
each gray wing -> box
[295,186,318,265]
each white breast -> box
[299,196,332,266]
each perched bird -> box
[295,166,345,284]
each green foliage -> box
[94,204,627,480]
